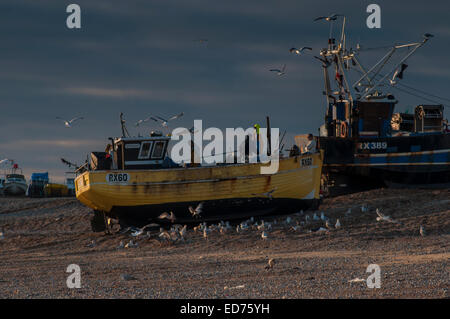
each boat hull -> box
[76,153,323,224]
[3,182,27,196]
[319,133,450,187]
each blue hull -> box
[319,133,450,185]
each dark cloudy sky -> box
[0,0,449,181]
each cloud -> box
[0,139,102,151]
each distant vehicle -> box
[65,173,76,197]
[44,183,69,197]
[28,172,49,198]
[0,178,5,196]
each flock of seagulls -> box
[88,199,428,276]
[268,14,346,76]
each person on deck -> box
[302,134,317,154]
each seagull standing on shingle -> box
[121,274,138,281]
[159,230,171,243]
[265,258,275,270]
[419,225,426,237]
[335,219,341,229]
[125,240,138,248]
[179,225,187,239]
[86,240,96,248]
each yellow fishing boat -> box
[75,128,323,231]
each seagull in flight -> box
[158,211,176,223]
[269,64,286,76]
[152,113,184,128]
[289,47,312,55]
[376,208,401,224]
[188,202,203,219]
[0,159,12,166]
[251,188,277,200]
[56,116,84,128]
[390,63,408,86]
[130,224,155,237]
[135,116,158,127]
[314,14,343,21]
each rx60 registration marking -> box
[106,173,129,184]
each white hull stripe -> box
[356,149,450,158]
[326,162,450,167]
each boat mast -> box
[120,112,130,138]
[319,15,353,103]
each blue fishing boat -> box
[306,16,450,194]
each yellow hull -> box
[76,152,323,222]
[44,183,69,197]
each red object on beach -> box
[13,164,18,169]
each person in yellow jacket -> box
[254,124,261,162]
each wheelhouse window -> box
[138,141,153,159]
[151,141,165,159]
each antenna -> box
[120,112,130,138]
